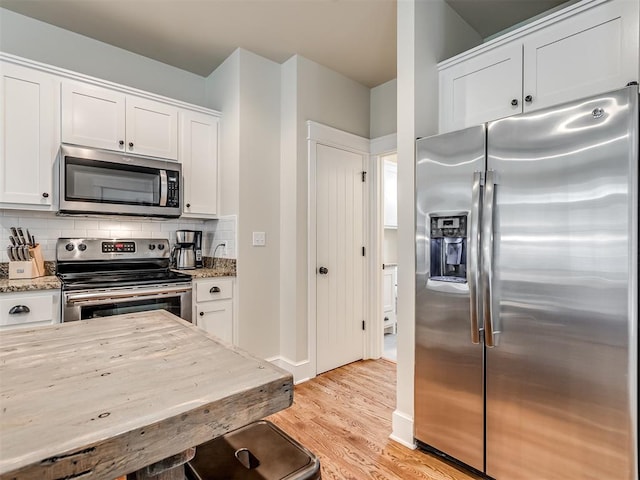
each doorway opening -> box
[381,152,398,361]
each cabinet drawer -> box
[0,293,56,328]
[196,299,232,344]
[195,278,233,302]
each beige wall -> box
[395,0,481,446]
[206,49,281,359]
[371,78,398,139]
[0,8,206,105]
[279,55,371,373]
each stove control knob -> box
[65,243,75,252]
[157,244,165,250]
[149,244,156,250]
[78,243,87,251]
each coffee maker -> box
[173,230,203,270]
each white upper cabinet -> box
[522,0,638,112]
[383,160,397,228]
[438,0,639,133]
[0,62,59,209]
[62,81,178,160]
[179,110,219,217]
[439,43,523,132]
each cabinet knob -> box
[525,95,533,103]
[128,142,134,148]
[186,203,191,208]
[199,311,204,316]
[511,99,518,106]
[9,305,30,315]
[119,140,125,146]
[318,266,328,275]
[209,286,221,293]
[42,192,49,198]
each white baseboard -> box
[267,356,314,384]
[390,409,416,449]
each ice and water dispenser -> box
[429,214,467,283]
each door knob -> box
[318,267,328,275]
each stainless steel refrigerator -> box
[415,86,638,480]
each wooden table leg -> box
[128,447,196,480]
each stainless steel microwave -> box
[58,144,182,218]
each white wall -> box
[371,78,398,139]
[0,8,207,106]
[205,49,281,360]
[278,55,371,377]
[394,0,481,447]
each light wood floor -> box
[268,359,484,480]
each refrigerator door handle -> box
[482,169,497,347]
[468,171,483,344]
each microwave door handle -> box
[159,170,168,206]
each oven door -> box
[63,284,192,322]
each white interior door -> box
[316,143,365,374]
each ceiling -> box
[0,0,568,89]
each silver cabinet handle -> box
[468,171,482,344]
[209,286,221,293]
[482,170,497,347]
[9,305,30,315]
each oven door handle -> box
[65,285,192,305]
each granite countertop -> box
[0,276,61,293]
[175,257,236,278]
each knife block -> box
[8,244,45,279]
[9,260,38,279]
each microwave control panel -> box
[167,172,180,207]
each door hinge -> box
[361,171,367,182]
[362,320,365,330]
[362,246,365,256]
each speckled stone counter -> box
[173,257,236,279]
[0,276,61,293]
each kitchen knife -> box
[26,229,33,247]
[7,246,15,261]
[10,227,18,242]
[9,235,16,246]
[23,245,30,261]
[16,228,26,246]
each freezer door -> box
[415,125,485,471]
[485,87,638,480]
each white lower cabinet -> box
[193,277,233,344]
[0,290,60,330]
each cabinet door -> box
[383,161,397,228]
[61,81,125,152]
[0,63,58,207]
[0,290,60,330]
[179,110,219,216]
[126,97,178,160]
[523,0,639,113]
[196,299,233,343]
[439,42,523,133]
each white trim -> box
[0,51,220,116]
[390,409,416,449]
[307,121,370,377]
[267,356,313,385]
[307,120,370,153]
[437,0,604,69]
[370,133,397,155]
[367,135,398,360]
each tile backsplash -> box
[0,211,237,264]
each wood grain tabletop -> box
[0,310,293,480]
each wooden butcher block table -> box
[0,311,293,480]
